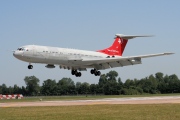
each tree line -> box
[0,71,180,96]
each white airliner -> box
[13,34,173,77]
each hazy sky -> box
[0,0,179,86]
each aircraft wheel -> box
[72,70,78,75]
[75,72,81,77]
[78,72,82,77]
[97,71,101,76]
[94,72,98,76]
[71,70,75,75]
[90,69,94,74]
[28,65,33,69]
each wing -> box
[59,52,173,71]
[80,52,174,70]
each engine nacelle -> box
[45,64,55,68]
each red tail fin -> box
[97,37,128,56]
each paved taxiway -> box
[1,96,180,107]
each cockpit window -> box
[17,48,22,51]
[17,47,29,51]
[24,48,28,51]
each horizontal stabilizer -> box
[115,34,153,39]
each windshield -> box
[17,47,29,51]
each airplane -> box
[13,34,174,77]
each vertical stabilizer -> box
[97,34,152,56]
[97,36,128,56]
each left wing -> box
[80,52,174,70]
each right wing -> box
[60,52,173,71]
[80,52,174,70]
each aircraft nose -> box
[13,51,17,57]
[13,51,23,58]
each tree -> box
[117,77,123,94]
[155,72,164,82]
[41,79,57,95]
[13,84,20,94]
[106,70,118,81]
[57,78,75,95]
[21,86,27,96]
[8,86,14,94]
[124,79,135,89]
[1,71,180,96]
[89,84,97,95]
[98,74,107,94]
[1,84,8,94]
[103,81,119,95]
[137,78,150,93]
[76,82,82,95]
[168,74,180,93]
[98,74,107,87]
[24,76,40,96]
[79,82,90,95]
[157,75,168,93]
[118,77,123,86]
[0,85,2,94]
[148,75,158,94]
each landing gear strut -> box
[90,69,101,76]
[71,70,82,77]
[28,65,33,69]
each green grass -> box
[0,104,180,120]
[1,93,180,103]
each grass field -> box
[0,104,180,120]
[1,93,180,103]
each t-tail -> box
[97,34,153,56]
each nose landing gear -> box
[28,65,33,69]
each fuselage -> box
[13,45,119,69]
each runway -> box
[1,96,180,107]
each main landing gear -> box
[71,70,82,77]
[90,69,101,76]
[28,65,33,69]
